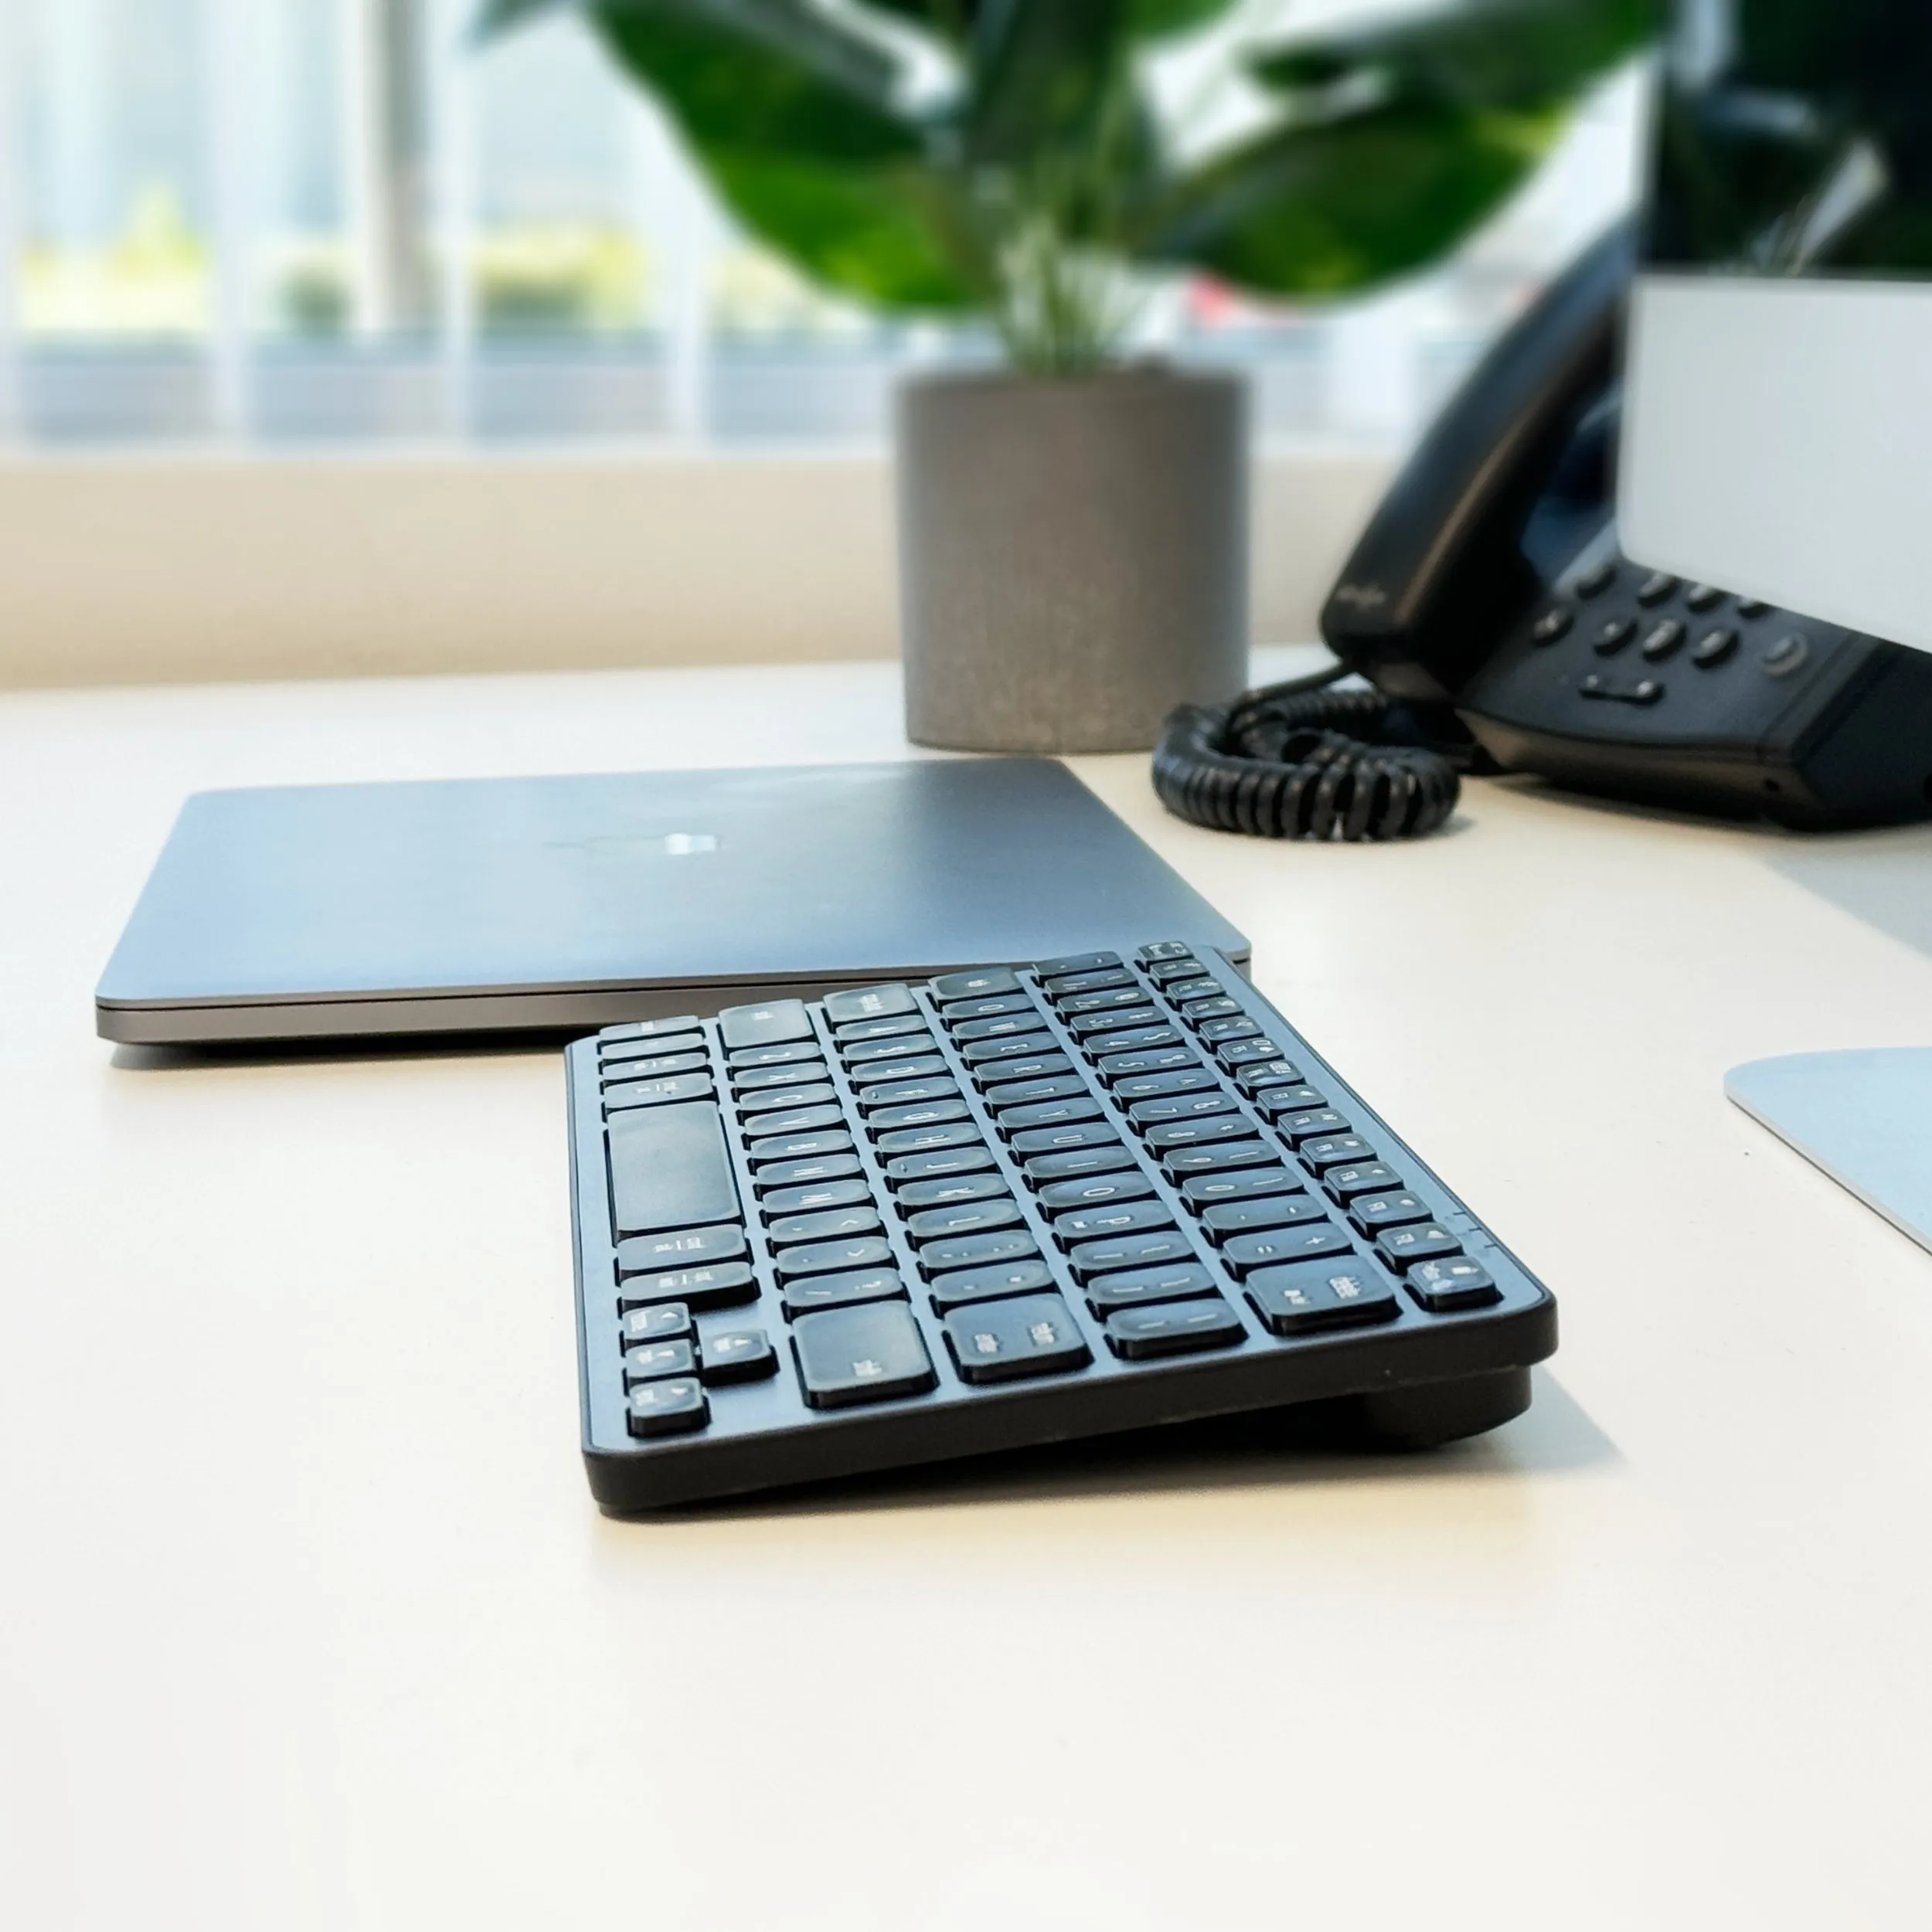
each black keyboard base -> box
[583,1329,1551,1513]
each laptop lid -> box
[97,758,1248,1045]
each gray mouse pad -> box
[1726,1047,1932,1253]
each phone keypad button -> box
[1685,583,1726,613]
[1692,627,1740,668]
[1592,617,1637,656]
[1636,571,1680,606]
[1640,620,1687,662]
[1764,633,1811,679]
[1573,558,1618,598]
[1531,606,1573,645]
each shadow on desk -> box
[109,1031,571,1072]
[623,1368,1613,1525]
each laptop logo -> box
[552,832,721,858]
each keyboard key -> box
[867,1098,972,1134]
[1221,1223,1352,1276]
[1318,1162,1404,1202]
[793,1302,937,1407]
[1232,1059,1304,1093]
[855,1078,961,1113]
[1105,1299,1244,1359]
[885,1145,999,1186]
[927,1257,1057,1311]
[750,1134,862,1170]
[931,968,1022,1002]
[943,993,1037,1023]
[1136,942,1193,962]
[1088,1023,1185,1055]
[766,1204,883,1245]
[944,1294,1091,1384]
[1058,986,1153,1016]
[1251,1086,1328,1120]
[1022,1144,1138,1185]
[1278,1109,1352,1145]
[742,1103,845,1140]
[918,1229,1040,1277]
[1111,1067,1218,1102]
[1010,1121,1121,1157]
[822,984,918,1025]
[1376,1223,1462,1267]
[1032,951,1121,978]
[837,1016,930,1046]
[1043,968,1135,998]
[960,1032,1060,1066]
[605,1072,717,1113]
[600,1049,708,1083]
[1247,1264,1398,1335]
[968,1053,1074,1090]
[1347,1192,1431,1235]
[760,1177,873,1217]
[952,1012,1043,1043]
[1067,1230,1198,1281]
[607,1100,741,1239]
[1168,978,1224,1005]
[726,1040,824,1072]
[699,1326,778,1384]
[1052,1199,1175,1244]
[1162,1141,1283,1180]
[617,1263,757,1313]
[1179,996,1242,1024]
[1097,1045,1201,1083]
[600,1014,702,1045]
[1068,1006,1163,1040]
[1298,1134,1376,1170]
[781,1268,906,1316]
[752,1151,865,1193]
[1036,1171,1156,1213]
[1144,1116,1260,1153]
[1145,957,1210,986]
[904,1199,1024,1245]
[738,1083,838,1116]
[1128,1092,1238,1130]
[1199,1195,1332,1243]
[718,999,812,1051]
[1083,1263,1219,1314]
[623,1340,697,1385]
[1179,1167,1302,1211]
[896,1173,1012,1210]
[617,1223,749,1277]
[852,1057,950,1092]
[733,1062,833,1094]
[876,1121,984,1157]
[626,1377,709,1437]
[618,1301,692,1344]
[981,1074,1089,1111]
[1406,1257,1501,1311]
[998,1096,1104,1134]
[1197,1018,1262,1046]
[844,1033,939,1065]
[1217,1040,1287,1070]
[773,1236,896,1281]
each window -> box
[0,0,1645,453]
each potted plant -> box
[481,0,1651,751]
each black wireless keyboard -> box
[565,942,1556,1510]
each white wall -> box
[0,448,1391,688]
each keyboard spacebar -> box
[607,1101,742,1238]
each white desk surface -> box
[5,654,1932,1931]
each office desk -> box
[5,655,1932,1930]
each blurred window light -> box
[0,0,1645,454]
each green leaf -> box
[1145,98,1563,296]
[964,1,1133,167]
[588,1,922,164]
[706,153,982,308]
[1126,0,1241,39]
[1253,0,1655,114]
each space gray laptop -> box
[96,757,1248,1046]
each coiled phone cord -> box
[1153,668,1467,842]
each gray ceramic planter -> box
[896,367,1248,753]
